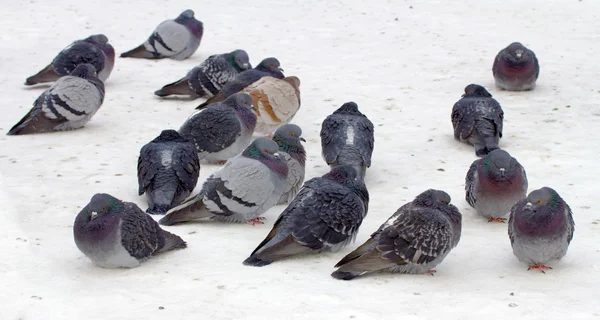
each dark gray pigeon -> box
[451,84,504,156]
[159,138,288,226]
[154,50,252,98]
[179,92,257,164]
[25,34,115,85]
[466,149,528,223]
[73,193,187,268]
[320,102,374,181]
[508,187,574,273]
[493,42,540,91]
[331,189,462,280]
[196,57,285,109]
[121,9,203,60]
[243,165,369,267]
[138,129,201,214]
[272,124,306,205]
[8,64,105,135]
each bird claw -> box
[247,217,266,225]
[215,160,228,165]
[425,270,437,276]
[488,217,507,223]
[527,264,553,274]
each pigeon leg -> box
[488,217,507,223]
[216,160,228,165]
[527,264,553,273]
[247,217,266,225]
[424,270,437,276]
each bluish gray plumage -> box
[451,84,504,157]
[138,129,201,214]
[243,165,369,267]
[179,93,257,164]
[272,124,306,205]
[331,189,462,280]
[508,187,574,272]
[320,102,374,181]
[8,64,105,135]
[73,193,186,268]
[159,138,288,226]
[493,42,540,91]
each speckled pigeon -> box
[8,64,105,135]
[179,92,257,164]
[25,34,115,85]
[508,187,574,273]
[493,42,540,91]
[320,102,374,182]
[159,138,288,226]
[331,189,462,280]
[154,49,252,98]
[137,129,201,214]
[466,149,528,223]
[272,124,306,205]
[451,84,504,156]
[196,57,285,109]
[243,165,369,267]
[121,9,203,60]
[73,193,187,268]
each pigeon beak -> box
[524,202,533,210]
[273,152,280,159]
[250,104,257,112]
[278,67,284,72]
[90,211,98,220]
[499,168,506,178]
[242,63,250,69]
[515,50,523,58]
[300,137,306,142]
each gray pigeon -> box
[73,193,187,268]
[466,149,528,223]
[451,84,504,157]
[196,57,285,109]
[493,42,540,91]
[508,187,574,273]
[159,138,288,226]
[8,64,105,135]
[272,124,306,205]
[179,92,257,164]
[243,165,369,267]
[25,34,115,85]
[320,102,374,182]
[121,9,203,60]
[154,50,252,98]
[331,189,462,280]
[138,129,201,214]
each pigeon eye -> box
[290,133,295,137]
[270,64,274,67]
[263,149,269,153]
[439,200,446,204]
[537,200,542,203]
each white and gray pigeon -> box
[121,9,203,60]
[179,92,257,164]
[243,165,369,267]
[272,124,306,205]
[466,149,528,223]
[25,34,115,85]
[331,189,462,280]
[154,50,252,98]
[73,193,187,268]
[451,84,504,157]
[8,64,105,135]
[320,101,374,182]
[137,129,201,215]
[508,187,575,273]
[493,42,540,91]
[159,138,288,226]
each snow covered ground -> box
[1,0,599,319]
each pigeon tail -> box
[146,204,172,215]
[120,44,157,59]
[242,256,273,267]
[330,270,360,280]
[155,78,195,97]
[158,196,210,226]
[25,64,60,85]
[159,230,187,252]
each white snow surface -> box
[1,1,599,319]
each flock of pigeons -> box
[9,9,575,279]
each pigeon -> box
[331,189,462,280]
[196,57,285,109]
[120,9,203,60]
[272,124,306,205]
[243,76,301,136]
[320,102,374,182]
[8,64,105,135]
[493,42,540,91]
[25,34,115,85]
[154,50,252,98]
[465,149,528,223]
[508,187,575,273]
[137,129,201,215]
[179,93,257,164]
[159,138,288,226]
[73,193,187,268]
[451,84,504,156]
[243,165,369,267]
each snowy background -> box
[1,0,599,319]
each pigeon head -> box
[152,129,188,143]
[413,189,462,236]
[514,187,568,235]
[175,9,203,36]
[224,93,257,130]
[272,124,306,164]
[78,193,124,225]
[176,9,195,21]
[480,149,524,186]
[255,57,284,76]
[243,138,289,177]
[84,34,115,58]
[333,101,365,116]
[325,165,370,212]
[524,187,559,212]
[283,76,301,90]
[228,50,252,71]
[86,34,109,44]
[502,42,532,63]
[462,84,492,98]
[69,64,98,79]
